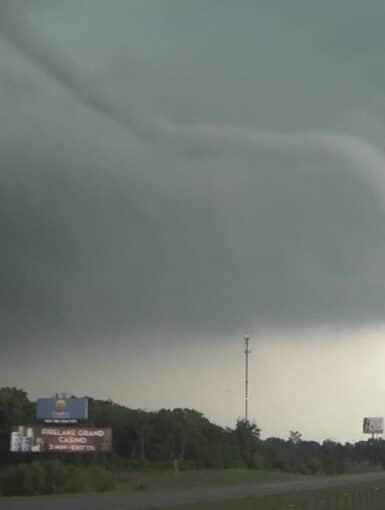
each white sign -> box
[363,417,384,434]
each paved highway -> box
[2,472,385,510]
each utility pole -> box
[244,335,251,422]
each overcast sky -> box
[1,0,385,442]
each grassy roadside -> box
[0,469,313,500]
[1,466,383,501]
[114,464,382,492]
[159,478,385,509]
[115,468,312,492]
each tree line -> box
[0,387,383,474]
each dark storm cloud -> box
[0,1,163,145]
[1,0,385,346]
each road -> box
[2,472,385,510]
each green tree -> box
[289,430,302,444]
[235,419,261,469]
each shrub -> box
[86,465,115,492]
[251,452,266,470]
[62,467,90,493]
[29,462,47,494]
[133,480,149,491]
[0,460,116,497]
[1,464,35,496]
[306,457,322,475]
[45,459,69,493]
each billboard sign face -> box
[36,398,88,423]
[363,417,384,434]
[10,426,112,453]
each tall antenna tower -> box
[244,335,251,421]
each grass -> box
[115,468,312,492]
[2,466,384,504]
[0,468,311,499]
[160,478,385,509]
[345,462,383,474]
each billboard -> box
[36,398,88,423]
[363,417,384,434]
[10,426,112,453]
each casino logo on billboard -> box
[363,417,384,434]
[10,426,112,453]
[36,398,88,423]
[56,399,66,413]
